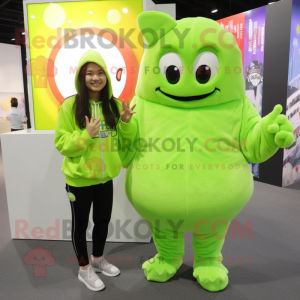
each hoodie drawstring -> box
[93,101,105,184]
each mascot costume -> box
[119,11,295,292]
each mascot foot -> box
[142,254,182,282]
[193,264,229,292]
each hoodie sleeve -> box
[54,103,94,157]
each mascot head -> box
[135,11,245,108]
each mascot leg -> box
[192,225,229,292]
[142,225,184,282]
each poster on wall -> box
[217,6,266,178]
[26,0,143,130]
[217,12,245,64]
[244,6,266,178]
[283,0,300,187]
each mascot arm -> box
[239,96,294,163]
[118,95,139,167]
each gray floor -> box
[0,140,299,300]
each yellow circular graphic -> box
[107,9,121,24]
[43,3,66,29]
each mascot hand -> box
[266,105,295,148]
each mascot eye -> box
[166,65,180,84]
[159,52,183,84]
[196,65,211,84]
[193,52,218,84]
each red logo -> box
[24,246,55,277]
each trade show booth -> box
[1,0,299,244]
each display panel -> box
[217,6,266,178]
[283,0,300,187]
[217,12,245,64]
[26,0,143,129]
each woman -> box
[54,49,137,292]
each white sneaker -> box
[90,255,120,277]
[78,264,105,291]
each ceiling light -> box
[211,2,218,13]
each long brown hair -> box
[73,63,120,130]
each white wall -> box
[156,3,176,19]
[0,43,24,93]
[0,43,25,134]
[143,0,176,19]
[143,0,155,11]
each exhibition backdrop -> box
[283,0,300,187]
[24,0,298,187]
[26,0,143,130]
[217,6,266,178]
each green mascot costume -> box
[119,11,295,292]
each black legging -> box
[66,180,113,266]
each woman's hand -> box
[121,98,136,123]
[85,116,101,138]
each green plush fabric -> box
[121,11,295,291]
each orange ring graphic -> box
[48,27,140,105]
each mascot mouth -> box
[155,87,220,101]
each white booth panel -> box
[0,43,24,94]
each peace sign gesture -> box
[121,98,136,123]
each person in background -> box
[7,98,27,131]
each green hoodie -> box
[54,49,137,187]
